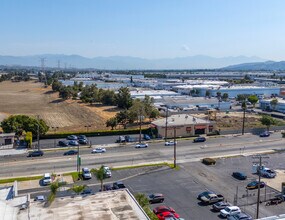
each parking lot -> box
[123,153,285,219]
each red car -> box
[153,206,176,215]
[156,211,180,220]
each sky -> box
[1,0,285,60]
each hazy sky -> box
[1,0,285,60]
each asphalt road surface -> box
[1,132,284,178]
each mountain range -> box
[222,61,285,71]
[0,54,267,70]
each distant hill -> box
[0,54,266,70]
[223,61,285,71]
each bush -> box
[282,132,285,138]
[202,158,216,165]
[41,128,148,139]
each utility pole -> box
[242,100,247,135]
[173,127,177,168]
[52,127,59,147]
[164,107,169,142]
[252,155,269,219]
[37,115,40,151]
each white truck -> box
[252,164,276,178]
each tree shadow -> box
[44,90,55,95]
[49,99,64,104]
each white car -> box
[165,141,177,146]
[92,148,106,153]
[82,167,92,180]
[135,143,148,148]
[43,173,52,185]
[220,206,241,218]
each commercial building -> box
[0,133,15,146]
[259,98,285,112]
[151,114,216,138]
[130,89,180,99]
[174,85,280,98]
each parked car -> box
[103,165,112,178]
[92,147,106,153]
[259,131,270,137]
[200,193,224,204]
[153,206,176,215]
[99,184,113,191]
[144,134,151,140]
[193,137,206,143]
[81,188,93,195]
[265,195,284,205]
[63,150,78,155]
[259,167,276,178]
[232,172,247,180]
[34,195,46,201]
[212,201,232,211]
[197,191,214,200]
[78,138,88,145]
[113,181,126,189]
[246,180,265,190]
[227,212,253,220]
[135,143,148,148]
[67,135,78,140]
[69,140,79,146]
[148,193,165,204]
[116,136,126,143]
[28,150,44,157]
[58,140,69,147]
[220,206,241,218]
[165,141,177,146]
[82,167,92,180]
[156,211,180,220]
[78,135,87,140]
[42,173,52,185]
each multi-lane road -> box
[1,132,284,178]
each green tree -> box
[51,80,63,92]
[115,110,130,129]
[260,115,277,131]
[91,166,106,192]
[216,91,221,98]
[270,98,278,110]
[24,131,33,148]
[106,117,118,130]
[149,109,160,121]
[100,90,116,105]
[48,181,60,204]
[1,115,49,136]
[80,84,99,104]
[247,95,259,107]
[69,184,86,195]
[236,94,250,102]
[115,87,132,109]
[135,193,158,220]
[222,93,229,101]
[59,86,74,100]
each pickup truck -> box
[200,193,224,204]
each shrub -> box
[202,158,216,165]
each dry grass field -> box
[0,81,118,133]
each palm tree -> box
[134,193,149,208]
[270,98,278,110]
[92,166,106,191]
[69,184,86,195]
[47,181,60,204]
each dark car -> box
[81,188,93,195]
[78,139,88,145]
[99,184,113,191]
[227,212,253,220]
[78,135,87,140]
[113,181,126,190]
[259,131,270,137]
[212,201,231,211]
[153,206,176,215]
[63,150,78,155]
[148,193,165,204]
[58,140,69,147]
[28,150,44,157]
[69,140,79,146]
[232,172,247,180]
[197,191,214,200]
[193,137,206,143]
[246,180,265,190]
[67,135,78,140]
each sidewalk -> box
[0,148,27,156]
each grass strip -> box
[0,175,42,184]
[111,162,178,171]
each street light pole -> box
[173,127,177,168]
[242,100,246,135]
